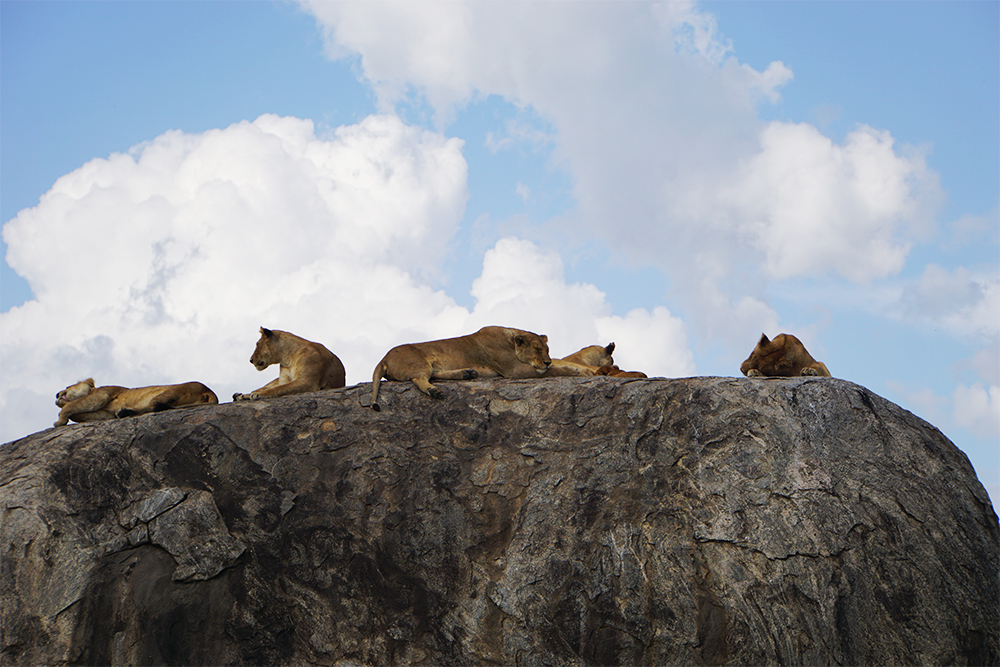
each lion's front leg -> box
[234,377,283,401]
[54,390,113,426]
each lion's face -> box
[513,333,552,374]
[250,328,277,371]
[56,379,95,407]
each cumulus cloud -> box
[300,0,943,340]
[0,114,697,443]
[467,237,694,376]
[1,114,473,440]
[727,123,941,283]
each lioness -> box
[543,342,616,377]
[233,327,346,401]
[562,342,615,367]
[54,378,219,427]
[740,333,831,378]
[371,326,552,410]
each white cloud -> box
[300,0,943,340]
[726,123,941,283]
[466,237,694,377]
[901,264,1000,341]
[0,114,698,443]
[0,114,470,440]
[953,383,1000,440]
[596,307,696,377]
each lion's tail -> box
[371,360,387,411]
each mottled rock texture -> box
[2,376,997,666]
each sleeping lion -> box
[54,378,218,426]
[740,333,831,378]
[371,326,552,410]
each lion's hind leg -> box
[421,367,480,399]
[117,388,182,418]
[412,377,445,400]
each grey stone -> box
[1,376,996,666]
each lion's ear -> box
[512,335,526,346]
[261,327,273,337]
[758,333,770,345]
[605,342,615,355]
[541,335,548,343]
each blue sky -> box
[1,1,997,502]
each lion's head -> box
[56,378,95,407]
[250,327,279,371]
[740,334,773,376]
[577,343,615,367]
[512,332,552,374]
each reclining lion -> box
[543,342,616,377]
[233,327,346,401]
[740,333,831,378]
[54,378,219,426]
[371,326,552,410]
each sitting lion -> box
[233,328,346,401]
[54,378,219,427]
[740,333,831,378]
[597,365,648,379]
[543,342,616,377]
[371,326,552,410]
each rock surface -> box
[2,376,997,666]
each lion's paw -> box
[429,387,445,400]
[746,368,763,377]
[463,369,478,380]
[800,367,819,376]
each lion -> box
[233,327,346,401]
[54,378,219,427]
[740,333,831,378]
[596,365,648,379]
[542,342,616,377]
[562,342,615,367]
[371,326,552,410]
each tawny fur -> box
[54,378,218,427]
[371,326,552,410]
[543,342,616,377]
[740,333,831,378]
[233,327,346,401]
[596,365,648,379]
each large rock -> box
[1,376,997,666]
